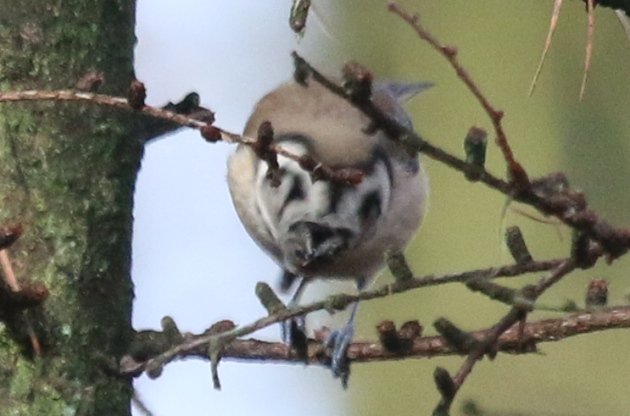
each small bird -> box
[227,78,429,384]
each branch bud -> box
[433,317,478,354]
[585,279,608,308]
[386,250,414,283]
[505,226,533,264]
[255,282,287,315]
[464,126,487,180]
[127,79,146,110]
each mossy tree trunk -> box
[0,1,141,414]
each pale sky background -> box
[132,1,354,415]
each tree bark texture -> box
[0,1,140,414]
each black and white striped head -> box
[255,136,394,273]
[229,79,430,279]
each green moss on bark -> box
[0,1,140,414]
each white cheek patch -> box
[309,181,332,218]
[332,160,391,229]
[255,141,324,240]
[254,138,393,245]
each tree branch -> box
[439,260,577,413]
[387,2,529,189]
[120,253,598,379]
[120,304,630,375]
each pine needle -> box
[616,10,630,43]
[580,0,595,101]
[529,0,564,96]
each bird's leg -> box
[279,269,299,293]
[325,276,367,388]
[281,273,308,352]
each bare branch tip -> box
[127,80,147,110]
[441,45,458,58]
[0,223,23,250]
[200,125,222,143]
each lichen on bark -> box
[0,1,141,414]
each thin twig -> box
[0,249,43,356]
[293,6,630,258]
[120,255,578,377]
[121,304,630,374]
[292,51,512,195]
[387,2,528,188]
[451,308,525,388]
[0,90,205,128]
[0,250,19,291]
[0,90,360,185]
[295,50,630,259]
[3,85,630,256]
[445,259,577,412]
[533,257,577,295]
[131,391,155,416]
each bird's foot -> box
[325,322,354,388]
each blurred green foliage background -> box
[311,1,630,414]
